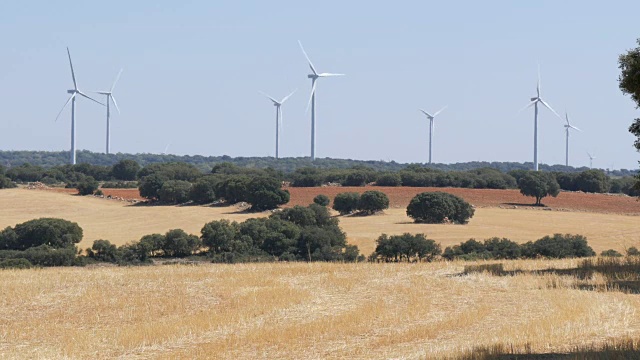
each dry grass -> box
[1,261,640,359]
[1,189,639,257]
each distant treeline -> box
[0,150,635,176]
[1,158,638,198]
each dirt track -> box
[40,185,640,215]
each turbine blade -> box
[298,41,318,75]
[537,62,541,97]
[67,47,78,90]
[78,91,106,106]
[318,73,345,77]
[110,95,121,114]
[110,69,123,92]
[570,125,581,131]
[280,89,297,104]
[55,94,75,122]
[419,109,433,118]
[539,99,563,121]
[433,105,448,117]
[305,79,317,114]
[259,91,279,105]
[519,100,537,113]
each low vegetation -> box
[406,191,475,224]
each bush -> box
[627,247,640,256]
[138,173,169,200]
[101,181,138,189]
[162,229,201,257]
[76,176,99,195]
[357,190,389,214]
[371,233,441,262]
[313,194,330,206]
[0,175,16,189]
[342,171,368,186]
[0,218,83,251]
[375,172,402,186]
[0,245,78,266]
[0,258,32,269]
[601,249,623,257]
[524,234,595,259]
[189,176,220,204]
[332,192,361,215]
[158,180,192,204]
[443,238,520,260]
[406,192,474,224]
[290,168,324,187]
[87,239,118,262]
[201,219,240,253]
[575,170,609,193]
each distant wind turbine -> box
[520,66,563,171]
[162,143,171,155]
[587,152,596,169]
[95,69,123,154]
[563,112,581,167]
[419,106,447,164]
[299,41,345,161]
[259,89,296,159]
[55,48,104,165]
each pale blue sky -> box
[0,1,639,169]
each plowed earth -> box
[40,186,640,215]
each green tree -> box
[618,39,640,192]
[158,180,192,204]
[574,170,609,193]
[138,173,168,200]
[87,239,118,262]
[76,176,99,195]
[357,190,389,214]
[517,171,560,205]
[201,219,239,253]
[375,172,402,186]
[332,192,361,215]
[0,175,16,189]
[313,194,330,206]
[189,175,221,204]
[111,159,140,180]
[162,229,201,257]
[0,218,83,251]
[246,176,289,211]
[406,192,475,224]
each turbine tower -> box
[56,48,104,165]
[259,89,296,159]
[563,112,581,167]
[587,152,596,169]
[96,69,123,154]
[520,66,563,171]
[419,106,447,164]
[299,41,344,161]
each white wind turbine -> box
[419,106,447,164]
[587,152,596,169]
[520,66,563,171]
[259,89,296,159]
[563,111,581,167]
[55,48,104,165]
[96,69,123,154]
[299,41,345,161]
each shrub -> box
[342,171,368,186]
[375,172,402,186]
[162,229,201,257]
[0,218,83,251]
[406,192,474,224]
[201,220,240,253]
[575,170,609,193]
[372,233,441,262]
[333,192,361,215]
[76,176,99,195]
[0,258,32,269]
[138,173,169,200]
[290,168,324,187]
[94,189,104,196]
[0,175,16,189]
[189,176,220,204]
[526,234,595,259]
[313,194,330,206]
[87,240,118,262]
[1,245,78,266]
[601,249,623,257]
[101,181,138,189]
[357,190,389,214]
[627,247,640,256]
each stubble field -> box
[1,187,640,359]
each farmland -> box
[1,187,640,358]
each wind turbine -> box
[55,48,104,165]
[563,112,581,167]
[587,152,596,169]
[96,69,123,154]
[520,66,563,171]
[259,89,296,159]
[299,41,345,161]
[419,106,447,164]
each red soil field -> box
[37,185,640,215]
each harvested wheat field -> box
[0,189,639,256]
[2,261,640,359]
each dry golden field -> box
[2,188,640,359]
[2,261,640,359]
[0,189,638,256]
